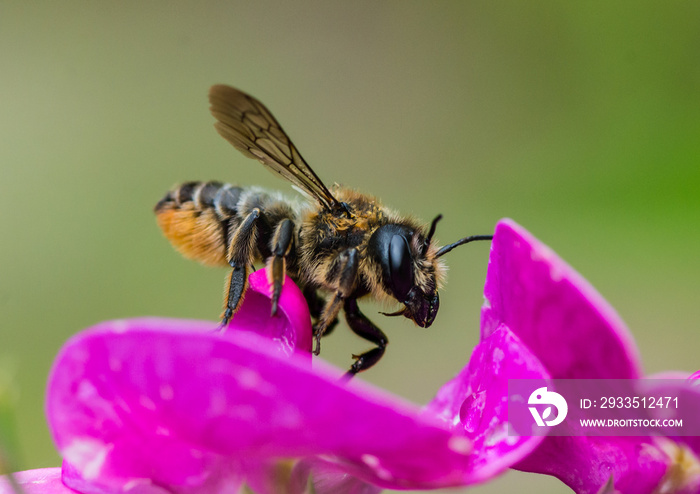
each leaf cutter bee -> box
[155,85,492,375]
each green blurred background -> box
[1,2,699,492]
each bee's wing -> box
[209,84,339,211]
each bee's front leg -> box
[313,248,359,355]
[220,208,261,329]
[267,218,295,316]
[343,298,388,377]
[304,287,339,337]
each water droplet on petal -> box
[448,435,472,455]
[459,390,487,434]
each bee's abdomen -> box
[155,181,244,267]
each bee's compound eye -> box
[389,234,413,301]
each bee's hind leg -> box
[219,208,260,330]
[267,218,295,316]
[343,298,388,377]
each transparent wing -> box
[209,84,339,210]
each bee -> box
[155,85,492,375]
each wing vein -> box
[209,85,339,211]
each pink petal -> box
[515,436,670,494]
[482,220,695,493]
[0,469,76,494]
[425,323,549,484]
[646,376,700,466]
[482,219,643,379]
[222,269,313,356]
[46,317,497,492]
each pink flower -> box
[5,219,697,494]
[35,259,545,493]
[479,219,700,494]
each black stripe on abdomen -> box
[214,184,243,218]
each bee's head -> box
[368,217,445,328]
[368,215,493,328]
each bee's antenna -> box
[435,234,493,258]
[426,214,443,243]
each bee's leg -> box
[343,297,388,377]
[303,286,325,318]
[313,248,358,355]
[314,313,338,338]
[221,264,247,328]
[219,208,260,329]
[267,218,295,316]
[303,287,339,337]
